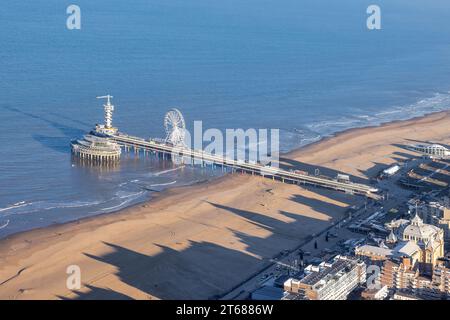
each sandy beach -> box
[1,111,450,300]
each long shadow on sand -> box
[81,241,259,300]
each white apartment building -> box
[284,255,366,300]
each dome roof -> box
[402,215,441,241]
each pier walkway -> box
[108,132,378,197]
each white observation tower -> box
[95,95,118,135]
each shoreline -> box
[1,109,450,299]
[1,109,449,243]
[0,173,237,243]
[286,109,450,158]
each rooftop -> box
[402,215,441,240]
[393,241,420,257]
[356,240,420,259]
[300,256,361,288]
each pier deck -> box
[108,133,378,197]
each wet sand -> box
[1,111,450,299]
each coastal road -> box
[219,203,366,300]
[219,176,409,300]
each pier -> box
[108,132,378,196]
[71,134,121,162]
[72,96,379,197]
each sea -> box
[1,0,450,238]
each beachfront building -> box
[355,241,422,267]
[283,256,366,300]
[381,257,421,292]
[384,214,445,274]
[409,143,450,158]
[358,216,444,271]
[399,215,445,273]
[382,165,400,177]
[379,257,448,300]
[432,260,450,296]
[417,201,450,242]
[355,214,449,299]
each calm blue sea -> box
[2,0,450,238]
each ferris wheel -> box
[164,108,186,146]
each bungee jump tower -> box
[71,95,121,163]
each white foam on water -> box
[150,181,177,187]
[0,220,10,230]
[0,201,31,213]
[304,91,450,142]
[0,200,103,217]
[375,92,450,121]
[153,166,185,176]
[99,190,146,212]
[299,134,322,146]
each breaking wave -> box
[153,166,185,176]
[150,181,177,187]
[0,200,103,217]
[0,220,9,230]
[305,91,450,141]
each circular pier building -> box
[71,134,121,162]
[71,95,121,163]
